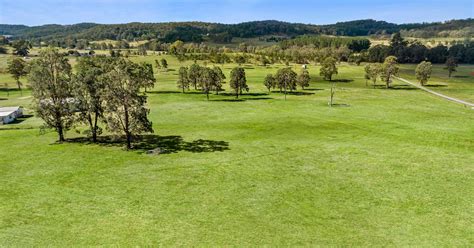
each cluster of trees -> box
[280,35,371,51]
[364,56,453,88]
[399,19,474,38]
[177,64,249,99]
[366,33,474,64]
[262,67,311,100]
[27,48,155,149]
[364,56,399,89]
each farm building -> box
[0,107,23,125]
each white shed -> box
[0,107,23,125]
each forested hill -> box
[0,19,472,42]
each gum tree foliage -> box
[275,67,297,100]
[101,58,155,149]
[263,74,276,92]
[138,62,155,92]
[415,61,432,86]
[320,57,338,81]
[188,63,202,90]
[365,63,383,88]
[212,66,226,95]
[11,40,32,56]
[229,67,248,99]
[177,66,190,93]
[6,57,28,94]
[73,56,113,142]
[29,48,74,142]
[160,58,168,69]
[445,57,458,78]
[297,69,311,90]
[198,67,215,100]
[381,56,399,88]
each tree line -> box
[26,48,155,149]
[2,19,472,43]
[176,64,249,99]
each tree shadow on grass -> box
[270,91,314,95]
[0,88,22,93]
[330,103,351,107]
[147,91,205,95]
[425,84,448,87]
[286,91,315,96]
[211,97,273,102]
[7,114,33,124]
[389,85,418,90]
[304,88,324,91]
[67,135,230,154]
[454,75,469,78]
[219,92,269,97]
[331,79,354,83]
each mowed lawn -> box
[0,54,473,246]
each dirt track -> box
[395,77,474,109]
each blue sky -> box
[0,0,472,26]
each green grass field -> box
[0,53,473,246]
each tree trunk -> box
[126,132,132,150]
[92,112,99,143]
[330,83,335,107]
[58,125,65,142]
[87,114,95,142]
[17,80,22,96]
[124,105,131,149]
[206,91,209,101]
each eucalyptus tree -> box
[229,67,248,99]
[177,66,190,93]
[29,48,74,142]
[73,56,113,142]
[365,63,383,89]
[188,63,202,90]
[6,57,28,95]
[320,57,338,81]
[263,74,276,92]
[381,56,399,88]
[101,58,154,149]
[212,66,226,95]
[198,67,215,100]
[297,69,311,90]
[415,61,432,86]
[444,57,458,78]
[275,67,297,100]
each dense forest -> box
[1,19,472,43]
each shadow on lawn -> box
[147,91,205,95]
[0,88,22,93]
[67,135,230,154]
[8,114,33,124]
[425,84,448,88]
[211,97,273,102]
[219,92,269,97]
[331,79,354,83]
[389,85,418,90]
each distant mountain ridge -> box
[0,19,472,42]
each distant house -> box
[0,107,23,125]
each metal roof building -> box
[0,107,23,125]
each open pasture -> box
[0,53,473,246]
